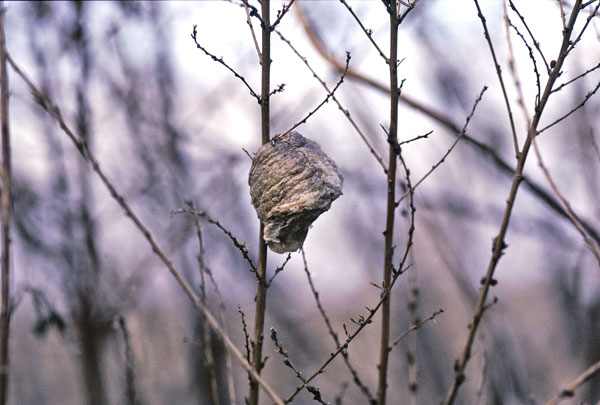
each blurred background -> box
[2,1,600,404]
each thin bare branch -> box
[284,264,412,404]
[242,0,262,62]
[566,1,600,55]
[191,24,260,102]
[6,52,284,405]
[474,0,520,157]
[390,308,444,348]
[339,0,389,63]
[285,83,418,405]
[274,28,387,172]
[444,2,585,402]
[270,328,327,405]
[301,249,376,403]
[399,130,433,146]
[249,3,272,404]
[377,2,400,401]
[397,86,488,205]
[273,51,351,142]
[505,9,541,110]
[267,253,292,286]
[298,4,600,246]
[546,359,600,405]
[537,80,600,134]
[270,0,295,30]
[551,61,600,93]
[508,0,551,73]
[399,0,421,24]
[173,206,257,273]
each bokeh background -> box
[2,1,600,404]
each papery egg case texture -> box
[248,131,344,253]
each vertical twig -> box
[0,4,11,404]
[242,0,262,62]
[377,1,399,403]
[249,1,270,404]
[473,0,520,158]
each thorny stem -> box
[4,52,285,405]
[0,4,10,404]
[249,1,270,405]
[444,1,584,403]
[377,1,399,403]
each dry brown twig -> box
[242,0,261,62]
[473,0,520,157]
[272,51,351,142]
[390,308,444,348]
[301,249,376,403]
[339,0,388,63]
[271,0,296,30]
[285,149,417,403]
[503,3,600,266]
[5,52,285,405]
[444,1,587,403]
[249,2,272,404]
[270,327,327,405]
[503,3,536,122]
[274,28,387,172]
[546,359,600,405]
[397,86,488,205]
[191,24,260,102]
[508,0,551,74]
[172,206,257,273]
[295,3,600,246]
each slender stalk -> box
[444,1,583,403]
[249,1,270,404]
[377,2,399,404]
[546,359,600,405]
[0,4,11,404]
